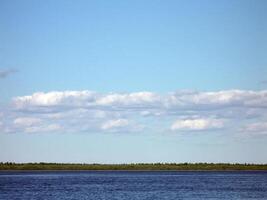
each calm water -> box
[0,171,267,200]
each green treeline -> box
[1,162,267,170]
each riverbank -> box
[1,163,267,171]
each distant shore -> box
[1,163,267,171]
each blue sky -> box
[0,0,267,163]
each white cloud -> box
[96,92,159,107]
[101,119,129,130]
[13,91,97,108]
[24,124,61,133]
[140,111,151,116]
[14,117,41,127]
[1,89,266,134]
[12,90,267,111]
[167,90,267,109]
[12,117,61,133]
[171,118,224,131]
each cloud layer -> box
[1,90,267,134]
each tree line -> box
[1,162,267,170]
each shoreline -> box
[1,163,267,171]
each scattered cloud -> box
[23,124,62,133]
[0,89,266,134]
[14,117,41,127]
[242,122,267,134]
[11,117,61,133]
[171,118,224,131]
[101,119,129,130]
[13,91,97,108]
[0,69,17,79]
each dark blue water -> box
[1,171,267,200]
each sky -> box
[0,0,267,164]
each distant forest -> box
[1,163,267,170]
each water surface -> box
[1,171,267,199]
